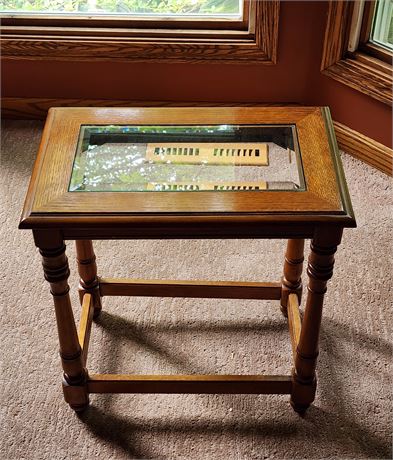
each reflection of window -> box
[321,0,392,105]
[0,0,279,63]
[69,124,303,192]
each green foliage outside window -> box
[0,0,240,15]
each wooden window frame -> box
[321,0,392,105]
[0,1,279,64]
[358,0,393,64]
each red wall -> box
[2,1,392,147]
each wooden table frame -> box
[20,107,356,415]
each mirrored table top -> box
[69,124,306,193]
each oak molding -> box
[333,121,393,176]
[321,1,392,105]
[0,97,297,119]
[1,97,391,176]
[0,1,279,64]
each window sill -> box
[321,0,392,105]
[0,1,279,64]
[322,51,392,105]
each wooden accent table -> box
[19,107,356,414]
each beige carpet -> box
[1,120,392,459]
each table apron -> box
[61,227,316,240]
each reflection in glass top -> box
[69,125,305,192]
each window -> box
[0,0,279,63]
[357,0,393,63]
[321,0,392,105]
[0,0,243,17]
[368,0,393,51]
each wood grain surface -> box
[99,278,282,300]
[1,1,279,64]
[321,0,392,105]
[77,293,93,366]
[3,98,389,177]
[1,98,297,120]
[287,293,301,362]
[334,121,393,175]
[26,107,340,212]
[19,106,356,234]
[323,56,393,105]
[321,0,352,69]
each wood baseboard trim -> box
[333,121,392,176]
[2,97,391,175]
[1,97,294,120]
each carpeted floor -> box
[1,119,392,459]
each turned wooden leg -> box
[36,233,89,412]
[281,239,305,317]
[75,240,102,319]
[290,228,342,414]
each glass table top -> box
[69,125,305,192]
